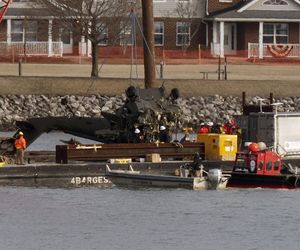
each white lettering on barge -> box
[71,176,111,185]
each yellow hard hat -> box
[18,131,24,136]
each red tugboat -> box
[227,143,300,189]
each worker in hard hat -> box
[14,131,27,165]
[134,128,143,143]
[223,118,238,135]
[197,123,209,134]
[211,123,222,134]
[159,125,171,143]
[206,122,214,133]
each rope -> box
[129,10,139,84]
[134,15,139,81]
[130,11,134,81]
[133,13,163,84]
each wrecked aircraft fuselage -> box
[0,86,181,155]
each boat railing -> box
[105,164,140,174]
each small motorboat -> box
[105,154,230,190]
[227,142,300,189]
[106,165,228,190]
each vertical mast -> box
[141,0,156,88]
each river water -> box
[1,132,300,250]
[1,187,300,250]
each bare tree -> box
[173,1,202,51]
[37,0,137,77]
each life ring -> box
[249,160,256,173]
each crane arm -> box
[0,0,11,24]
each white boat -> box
[105,165,230,190]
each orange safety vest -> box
[198,127,209,134]
[15,136,26,149]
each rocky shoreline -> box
[0,94,299,131]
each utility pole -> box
[141,0,156,88]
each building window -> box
[176,22,190,46]
[263,0,288,5]
[59,28,71,44]
[11,20,37,42]
[154,22,164,46]
[97,23,108,46]
[11,20,23,42]
[219,0,233,2]
[26,21,37,41]
[120,21,132,46]
[263,23,288,44]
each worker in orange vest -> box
[197,123,209,134]
[14,131,27,165]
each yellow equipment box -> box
[197,134,237,161]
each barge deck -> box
[0,160,234,188]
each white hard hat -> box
[257,142,267,150]
[134,128,140,134]
[200,123,205,126]
[160,125,166,131]
[207,122,213,126]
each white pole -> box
[259,22,264,59]
[7,19,11,44]
[48,19,53,57]
[70,31,73,54]
[87,21,92,57]
[220,21,224,58]
[80,35,85,56]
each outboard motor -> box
[207,169,222,189]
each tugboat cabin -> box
[228,143,300,189]
[233,143,281,176]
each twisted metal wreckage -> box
[0,86,181,156]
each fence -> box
[248,43,300,58]
[78,44,208,63]
[0,42,63,57]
